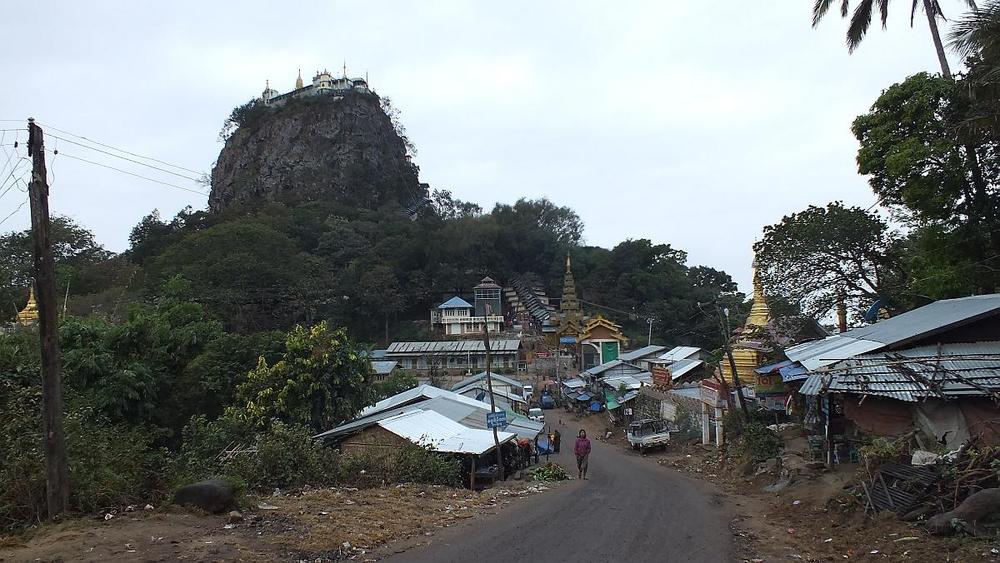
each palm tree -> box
[812,0,978,76]
[950,1,1000,71]
[949,2,1000,133]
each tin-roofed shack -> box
[787,294,1000,463]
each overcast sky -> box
[0,1,969,293]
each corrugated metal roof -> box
[386,340,521,355]
[562,378,586,389]
[316,387,543,442]
[785,335,885,370]
[438,296,473,309]
[799,341,1000,401]
[659,346,702,361]
[584,359,646,377]
[619,345,668,361]
[786,294,1000,370]
[370,360,398,375]
[454,384,527,404]
[668,358,704,379]
[450,371,524,391]
[756,360,794,374]
[357,384,488,418]
[778,364,810,382]
[378,409,515,454]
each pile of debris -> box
[859,441,1000,536]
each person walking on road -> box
[574,429,591,480]
[553,429,561,453]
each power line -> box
[0,196,29,228]
[0,159,28,199]
[36,121,205,176]
[46,133,204,183]
[53,150,209,196]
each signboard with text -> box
[486,411,507,429]
[699,381,725,408]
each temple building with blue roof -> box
[430,277,505,337]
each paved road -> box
[388,430,734,563]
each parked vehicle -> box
[627,418,670,455]
[539,392,556,409]
[523,384,533,400]
[528,407,545,423]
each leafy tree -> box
[853,73,999,228]
[376,370,419,399]
[0,216,117,322]
[754,202,901,319]
[430,189,483,219]
[219,98,268,141]
[233,322,374,433]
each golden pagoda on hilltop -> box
[16,287,39,326]
[720,259,771,386]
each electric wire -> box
[36,121,204,176]
[52,149,208,196]
[0,160,28,200]
[0,196,29,228]
[46,133,204,183]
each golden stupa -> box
[720,260,770,386]
[16,287,39,326]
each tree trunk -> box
[922,0,952,77]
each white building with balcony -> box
[431,295,504,336]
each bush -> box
[172,415,342,493]
[858,436,910,473]
[340,445,462,487]
[0,387,166,531]
[735,422,783,462]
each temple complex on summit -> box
[261,65,371,106]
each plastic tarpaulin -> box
[605,390,620,410]
[589,400,602,412]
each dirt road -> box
[387,424,735,563]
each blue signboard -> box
[559,336,578,344]
[486,410,507,429]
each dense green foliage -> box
[119,192,743,349]
[233,322,374,433]
[754,202,903,319]
[759,63,1000,312]
[0,287,387,529]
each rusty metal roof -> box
[799,341,1000,401]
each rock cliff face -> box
[209,93,425,212]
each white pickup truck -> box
[626,419,670,455]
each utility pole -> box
[482,306,504,480]
[27,118,69,518]
[720,307,750,422]
[646,317,654,346]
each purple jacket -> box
[574,436,592,457]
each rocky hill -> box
[209,92,426,212]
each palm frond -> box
[949,0,1000,56]
[879,0,890,27]
[847,0,876,52]
[812,0,852,27]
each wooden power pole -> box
[27,118,70,517]
[482,307,504,480]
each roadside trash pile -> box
[858,441,1000,536]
